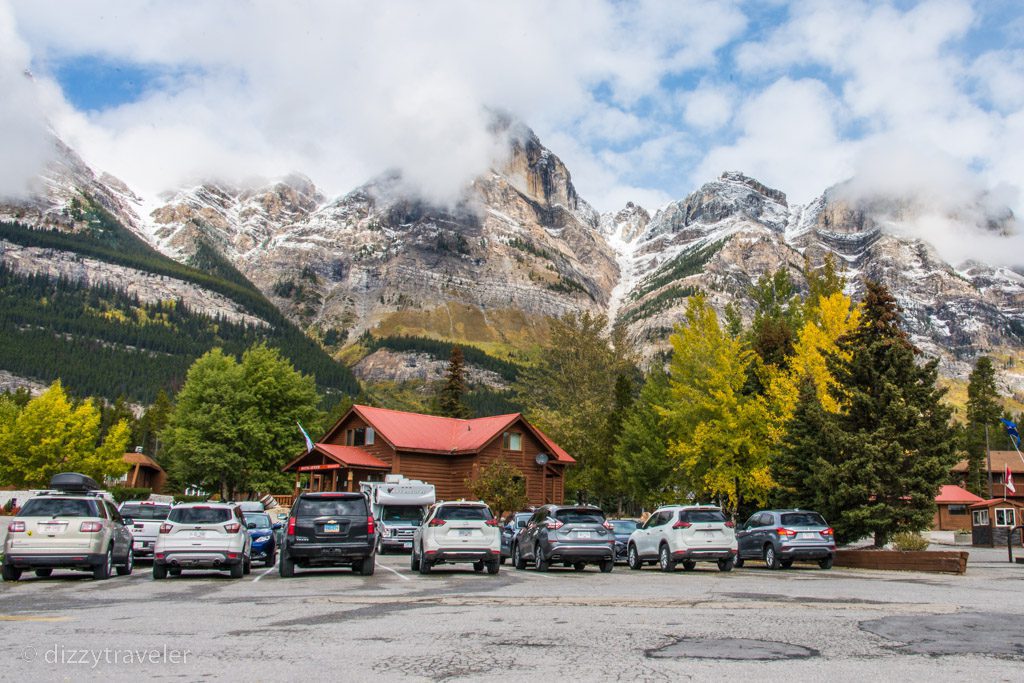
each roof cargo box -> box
[49,472,100,492]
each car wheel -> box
[152,563,167,580]
[500,557,507,565]
[116,547,134,576]
[243,556,252,575]
[781,559,793,569]
[473,561,484,573]
[377,538,386,555]
[93,547,113,580]
[419,556,432,575]
[410,548,421,572]
[734,556,745,568]
[1,562,21,582]
[599,559,614,573]
[229,562,244,579]
[764,544,781,570]
[359,554,375,576]
[486,560,500,575]
[34,568,53,578]
[279,551,294,578]
[513,544,526,571]
[534,545,549,572]
[627,544,642,571]
[659,544,676,572]
[819,556,834,570]
[573,562,586,572]
[265,550,277,568]
[682,560,696,571]
[717,557,734,572]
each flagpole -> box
[986,425,992,500]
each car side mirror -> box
[122,517,133,526]
[273,522,283,530]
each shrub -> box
[109,487,152,503]
[172,494,209,504]
[891,531,930,551]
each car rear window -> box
[295,497,366,517]
[20,498,98,518]
[244,513,272,527]
[554,508,605,524]
[781,512,827,527]
[120,504,171,520]
[680,509,726,523]
[436,505,492,521]
[168,507,232,524]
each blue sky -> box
[3,0,1023,235]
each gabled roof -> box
[123,452,164,472]
[970,498,1024,509]
[953,451,1024,474]
[936,485,984,504]
[314,444,390,469]
[325,405,574,462]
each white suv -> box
[119,500,173,560]
[626,505,737,572]
[153,503,251,579]
[411,501,501,575]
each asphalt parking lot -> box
[1,552,1023,681]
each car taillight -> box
[724,521,735,528]
[545,519,564,530]
[159,523,173,534]
[777,527,797,537]
[820,528,834,537]
[7,521,25,533]
[80,521,103,533]
[429,519,447,527]
[485,519,500,527]
[287,517,296,536]
[224,523,241,534]
[672,521,691,529]
[367,516,375,535]
[602,521,614,531]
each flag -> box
[1006,464,1016,495]
[297,421,314,453]
[1000,418,1020,447]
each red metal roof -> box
[970,498,1024,509]
[315,444,390,469]
[352,405,574,462]
[935,485,984,504]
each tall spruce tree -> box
[963,356,1000,496]
[437,346,471,419]
[613,370,675,509]
[772,380,839,511]
[824,280,957,546]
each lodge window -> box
[503,431,522,451]
[345,430,353,446]
[995,508,1016,527]
[366,427,375,445]
[344,428,371,446]
[947,504,967,516]
[973,510,989,526]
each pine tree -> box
[771,380,839,511]
[964,356,1000,496]
[825,280,957,546]
[613,370,675,509]
[437,346,471,419]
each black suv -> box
[512,504,615,572]
[279,492,376,577]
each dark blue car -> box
[243,512,281,567]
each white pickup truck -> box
[118,500,173,559]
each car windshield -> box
[680,509,726,523]
[20,498,97,518]
[244,513,272,527]
[168,507,232,524]
[436,506,491,521]
[781,512,827,527]
[119,504,170,520]
[295,497,365,517]
[381,506,424,523]
[554,509,605,524]
[610,520,638,533]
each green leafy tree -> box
[515,311,637,504]
[963,356,1001,496]
[466,460,528,520]
[436,346,471,418]
[823,280,957,545]
[613,370,675,509]
[0,381,130,487]
[749,268,803,369]
[163,345,322,499]
[135,389,172,461]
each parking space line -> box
[379,564,411,582]
[252,567,276,583]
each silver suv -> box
[735,509,836,570]
[2,473,135,581]
[119,500,172,560]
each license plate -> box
[403,542,412,549]
[799,532,817,539]
[324,523,340,533]
[189,531,206,539]
[39,523,64,533]
[454,529,472,537]
[577,531,592,538]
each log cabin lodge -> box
[282,405,574,506]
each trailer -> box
[360,475,435,553]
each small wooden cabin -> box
[933,485,984,531]
[283,405,574,506]
[969,498,1024,547]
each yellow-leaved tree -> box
[661,295,784,512]
[0,381,130,488]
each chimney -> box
[134,446,144,454]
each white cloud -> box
[681,85,734,131]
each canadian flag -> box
[1006,464,1016,495]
